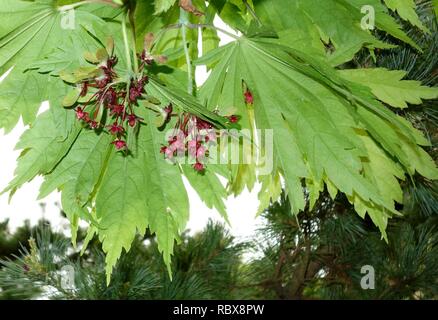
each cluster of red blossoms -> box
[74,53,149,150]
[158,90,249,172]
[70,43,248,173]
[160,112,220,172]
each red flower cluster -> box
[68,45,243,173]
[73,53,148,150]
[160,113,220,172]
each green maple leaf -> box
[139,110,189,274]
[0,0,115,132]
[383,0,428,32]
[182,165,229,223]
[36,108,191,283]
[154,0,177,15]
[251,0,421,65]
[37,110,193,283]
[350,133,406,240]
[257,171,282,215]
[2,107,79,197]
[38,130,113,234]
[95,146,151,284]
[37,130,111,203]
[198,36,438,228]
[197,43,258,196]
[339,68,438,108]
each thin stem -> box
[58,0,119,11]
[151,23,240,52]
[132,36,139,74]
[189,24,240,40]
[121,12,132,74]
[122,82,130,121]
[151,23,182,50]
[58,1,90,11]
[295,214,304,237]
[128,20,139,74]
[99,81,122,103]
[243,0,262,27]
[180,8,193,95]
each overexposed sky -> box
[0,16,262,241]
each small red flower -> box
[227,115,239,123]
[244,90,253,104]
[108,122,124,135]
[193,162,204,172]
[188,139,197,157]
[95,75,110,89]
[139,75,149,86]
[104,88,117,106]
[127,114,139,127]
[83,113,91,123]
[196,119,213,130]
[205,130,216,144]
[76,107,86,120]
[106,56,118,69]
[165,148,175,159]
[129,87,141,102]
[164,104,172,114]
[168,136,177,144]
[129,77,147,103]
[89,121,99,129]
[112,139,127,150]
[110,104,124,117]
[140,50,154,65]
[197,145,206,158]
[171,138,185,152]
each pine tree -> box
[0,220,248,300]
[241,190,438,299]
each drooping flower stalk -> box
[67,12,241,171]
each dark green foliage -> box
[0,219,52,260]
[239,189,438,300]
[0,221,247,300]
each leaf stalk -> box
[180,8,193,95]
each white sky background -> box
[0,16,263,241]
